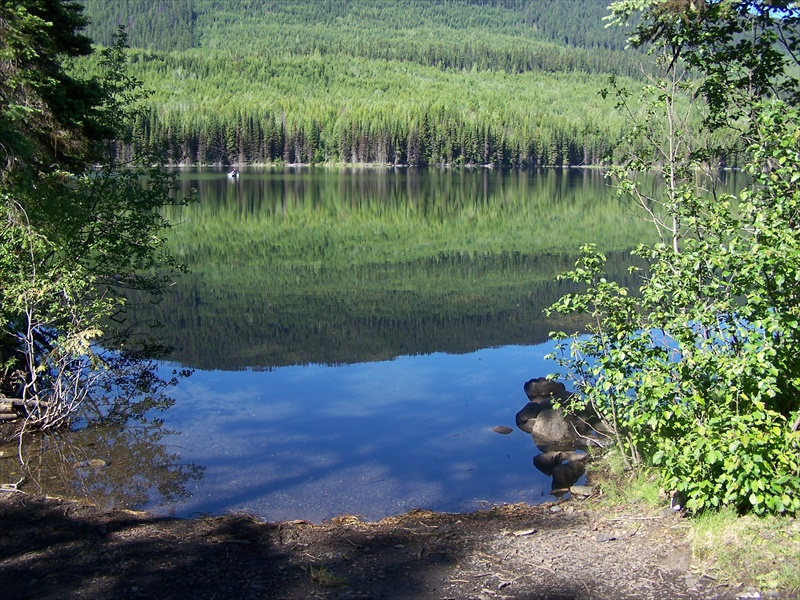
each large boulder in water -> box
[515,399,552,431]
[523,377,571,402]
[517,406,578,448]
[518,377,608,450]
[517,403,607,451]
[517,379,578,449]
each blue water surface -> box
[156,343,566,521]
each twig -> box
[0,476,26,493]
[528,563,558,576]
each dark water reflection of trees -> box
[0,410,203,511]
[4,420,203,512]
[127,167,697,370]
[0,359,202,512]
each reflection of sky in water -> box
[155,343,570,522]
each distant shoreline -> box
[171,162,608,170]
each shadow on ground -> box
[0,494,738,599]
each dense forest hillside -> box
[77,0,654,166]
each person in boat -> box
[228,168,238,177]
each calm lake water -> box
[0,167,747,522]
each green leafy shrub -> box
[548,0,800,515]
[549,105,800,515]
[1,3,193,435]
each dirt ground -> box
[1,489,780,600]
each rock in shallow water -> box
[491,425,513,434]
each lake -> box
[0,168,743,522]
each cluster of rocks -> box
[516,377,607,497]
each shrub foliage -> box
[548,0,800,515]
[1,2,191,434]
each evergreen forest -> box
[75,0,666,167]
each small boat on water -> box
[227,168,239,178]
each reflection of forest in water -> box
[127,168,746,370]
[0,362,204,511]
[0,419,204,511]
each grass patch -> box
[306,565,349,588]
[588,451,800,596]
[690,509,800,595]
[586,449,664,508]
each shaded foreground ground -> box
[0,492,780,599]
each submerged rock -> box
[491,425,513,434]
